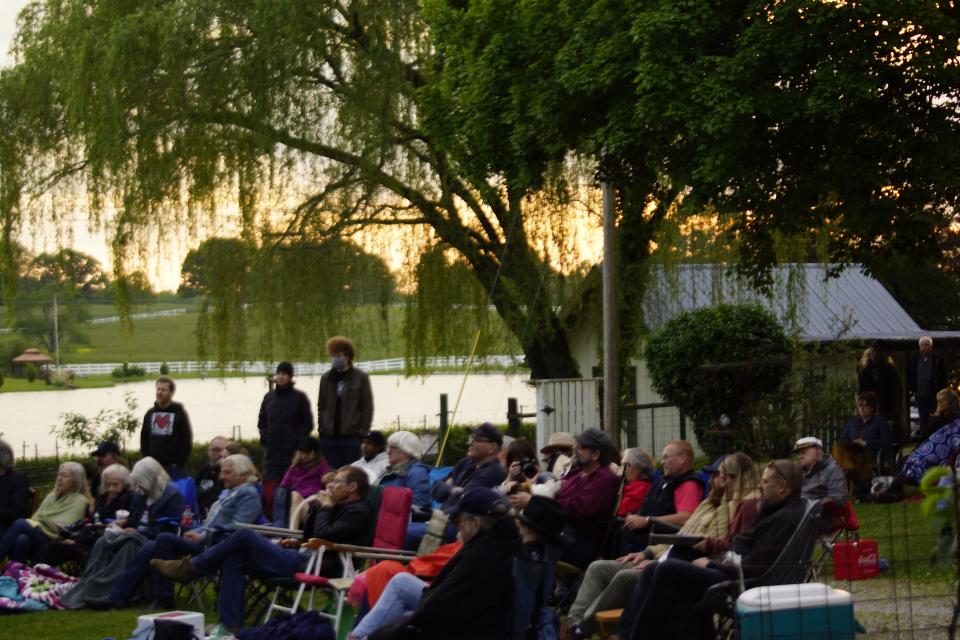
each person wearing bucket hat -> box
[794,435,847,506]
[380,431,432,518]
[541,432,576,477]
[350,487,518,640]
[258,361,313,516]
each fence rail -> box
[60,354,526,377]
[88,308,187,324]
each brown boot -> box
[150,555,198,583]
[560,620,583,640]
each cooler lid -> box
[737,583,852,612]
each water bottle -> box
[181,506,193,529]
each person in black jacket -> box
[258,361,313,515]
[195,436,227,517]
[140,376,193,479]
[152,465,374,633]
[620,459,807,640]
[351,487,519,640]
[0,439,30,538]
[907,337,949,439]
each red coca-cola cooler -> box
[833,538,879,580]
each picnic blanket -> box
[0,562,79,611]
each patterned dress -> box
[901,418,960,482]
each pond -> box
[0,372,536,458]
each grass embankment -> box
[1,301,521,365]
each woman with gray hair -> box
[0,438,30,537]
[103,454,263,608]
[121,457,185,538]
[618,448,656,517]
[0,461,91,563]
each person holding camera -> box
[509,428,620,569]
[500,439,548,496]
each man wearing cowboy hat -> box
[541,432,576,478]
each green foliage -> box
[25,363,37,382]
[646,304,792,456]
[159,362,170,375]
[0,371,4,389]
[110,362,146,379]
[51,391,139,450]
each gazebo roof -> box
[11,348,53,364]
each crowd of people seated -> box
[2,345,960,637]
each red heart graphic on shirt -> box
[154,414,170,429]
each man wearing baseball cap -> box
[351,430,390,484]
[794,436,847,506]
[404,423,507,550]
[351,487,518,640]
[258,361,313,516]
[90,441,126,496]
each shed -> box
[538,264,960,454]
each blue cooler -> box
[737,583,857,640]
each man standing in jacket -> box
[318,336,374,468]
[140,376,193,479]
[619,459,808,639]
[259,361,313,515]
[908,336,949,439]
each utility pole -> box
[601,153,621,451]
[52,293,60,369]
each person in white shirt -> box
[351,431,389,484]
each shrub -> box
[111,362,147,379]
[25,363,37,382]
[646,303,793,457]
[159,362,170,375]
[0,371,4,389]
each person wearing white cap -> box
[794,436,847,507]
[379,431,432,518]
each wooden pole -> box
[601,154,621,451]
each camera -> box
[519,457,538,479]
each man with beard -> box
[140,376,193,479]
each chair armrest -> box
[647,517,681,534]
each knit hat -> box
[387,431,422,459]
[276,361,294,377]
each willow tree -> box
[1,0,959,379]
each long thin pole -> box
[601,157,620,451]
[52,293,60,369]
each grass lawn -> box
[0,376,116,393]
[2,605,164,640]
[2,301,521,365]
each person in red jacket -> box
[617,448,655,517]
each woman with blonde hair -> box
[562,452,761,639]
[0,461,91,562]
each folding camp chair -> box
[808,499,860,582]
[696,499,823,640]
[263,486,413,634]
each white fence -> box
[88,308,187,324]
[63,354,525,377]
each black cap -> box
[517,496,571,545]
[362,431,386,449]
[91,442,121,457]
[276,361,294,376]
[442,487,509,518]
[702,455,728,474]
[575,428,613,451]
[470,423,503,446]
[297,436,322,453]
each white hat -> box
[793,436,823,451]
[387,431,422,459]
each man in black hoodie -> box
[361,487,520,640]
[620,459,808,640]
[140,375,193,478]
[258,361,313,515]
